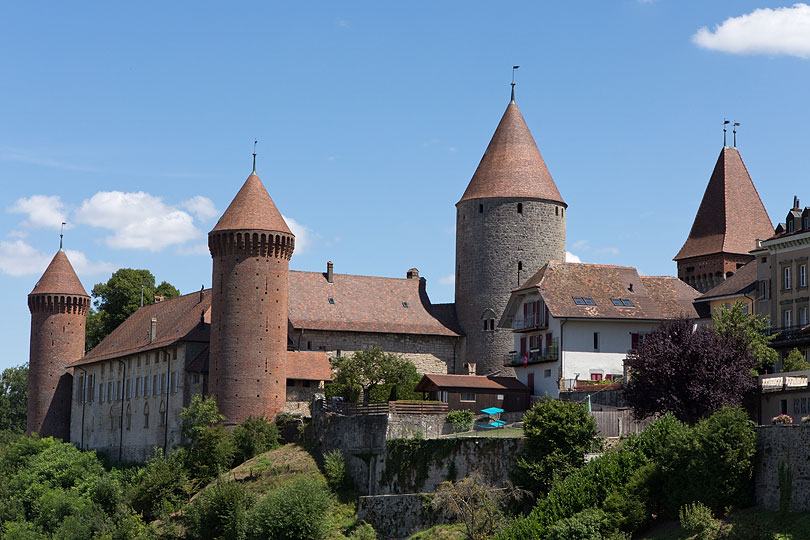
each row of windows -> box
[783,306,809,328]
[471,203,565,216]
[77,372,179,404]
[98,349,178,376]
[782,264,808,291]
[107,401,167,431]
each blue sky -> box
[2,1,810,371]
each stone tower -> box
[27,249,89,438]
[674,146,773,293]
[455,89,566,375]
[208,164,294,425]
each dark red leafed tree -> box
[625,317,757,424]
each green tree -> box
[86,269,180,350]
[514,398,597,496]
[432,475,514,540]
[712,301,777,372]
[328,347,419,403]
[0,364,28,433]
[180,395,235,482]
[782,348,810,372]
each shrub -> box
[446,410,474,433]
[323,449,347,491]
[246,475,333,540]
[184,425,236,483]
[782,348,810,372]
[679,502,720,539]
[546,508,614,540]
[185,480,255,540]
[349,522,378,540]
[128,449,192,522]
[232,416,280,466]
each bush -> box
[323,449,347,491]
[128,449,192,522]
[782,348,810,372]
[446,410,474,433]
[679,502,721,539]
[185,480,255,540]
[349,522,378,540]
[232,416,280,466]
[246,475,333,540]
[513,398,597,496]
[547,508,614,540]
[183,425,236,483]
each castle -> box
[26,87,571,460]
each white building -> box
[498,262,699,398]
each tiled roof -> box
[73,290,212,366]
[288,270,460,336]
[674,147,773,261]
[458,100,565,205]
[697,259,758,301]
[414,374,528,392]
[507,262,699,321]
[286,351,332,381]
[210,173,292,234]
[30,251,88,297]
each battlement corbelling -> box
[28,294,90,315]
[208,229,295,260]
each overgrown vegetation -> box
[327,347,422,403]
[0,364,27,433]
[446,409,475,433]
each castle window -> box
[144,403,150,428]
[126,404,131,430]
[144,376,150,397]
[517,203,523,214]
[555,207,559,216]
[402,301,409,308]
[490,319,495,330]
[307,341,312,350]
[518,261,523,272]
[479,204,483,213]
[159,400,166,427]
[328,297,335,305]
[172,372,178,393]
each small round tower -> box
[209,162,294,425]
[455,89,566,375]
[27,249,90,438]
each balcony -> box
[764,325,810,347]
[505,338,559,367]
[512,315,549,333]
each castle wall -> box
[677,252,753,293]
[292,329,459,375]
[455,197,566,375]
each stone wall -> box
[357,493,452,539]
[293,329,460,375]
[386,411,452,439]
[755,425,810,511]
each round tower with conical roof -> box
[27,249,90,438]
[208,164,294,425]
[455,90,566,375]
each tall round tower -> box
[208,162,294,425]
[27,249,90,438]
[455,89,566,375]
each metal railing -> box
[505,338,559,366]
[512,315,548,331]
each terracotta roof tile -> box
[674,147,773,260]
[288,271,460,336]
[458,101,565,205]
[414,374,528,392]
[30,251,88,297]
[515,262,698,320]
[211,173,292,234]
[286,351,332,381]
[697,259,758,300]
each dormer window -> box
[611,298,635,307]
[788,220,795,233]
[573,297,595,306]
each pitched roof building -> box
[674,146,773,293]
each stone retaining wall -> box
[357,493,452,539]
[755,425,810,511]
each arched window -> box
[481,309,497,332]
[126,404,131,430]
[109,407,115,431]
[144,402,150,428]
[159,400,167,427]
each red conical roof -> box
[30,250,88,297]
[674,147,773,261]
[210,173,292,234]
[458,100,565,205]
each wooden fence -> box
[323,400,448,416]
[591,409,651,437]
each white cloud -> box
[566,251,582,263]
[8,230,28,239]
[439,274,455,285]
[8,195,68,229]
[693,3,810,58]
[571,239,590,250]
[177,243,210,256]
[596,247,620,256]
[76,191,201,251]
[180,196,219,222]
[0,240,113,277]
[282,215,313,254]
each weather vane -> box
[252,139,258,173]
[511,65,520,102]
[60,221,66,250]
[723,119,730,146]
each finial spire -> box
[723,119,730,146]
[733,122,740,148]
[252,140,257,173]
[59,222,66,251]
[510,65,520,103]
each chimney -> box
[199,285,204,303]
[150,318,157,343]
[407,268,419,279]
[154,295,165,303]
[326,261,334,284]
[795,196,801,210]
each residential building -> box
[499,262,699,398]
[413,373,529,413]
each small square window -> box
[622,299,634,307]
[573,297,586,305]
[583,298,595,306]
